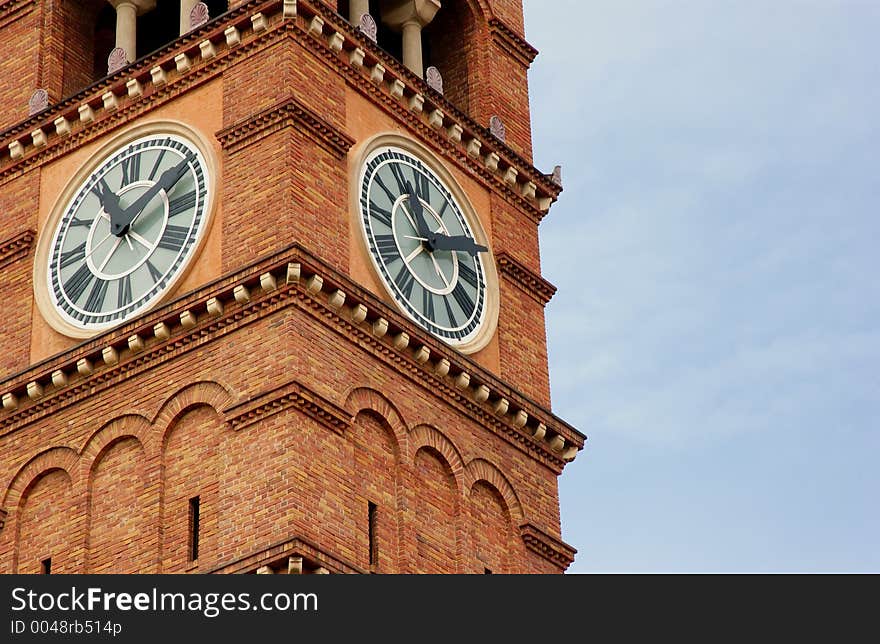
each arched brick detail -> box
[409,425,465,491]
[153,381,235,446]
[468,0,493,21]
[464,458,523,524]
[1,447,79,513]
[344,387,407,455]
[79,414,152,472]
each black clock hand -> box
[96,180,127,230]
[111,153,195,236]
[431,233,488,257]
[405,183,436,250]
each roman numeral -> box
[117,273,132,309]
[148,148,167,181]
[69,216,91,228]
[156,224,190,251]
[443,296,458,328]
[436,197,449,220]
[459,262,479,288]
[59,242,86,269]
[415,171,431,201]
[168,190,196,218]
[389,163,411,194]
[90,177,112,200]
[121,154,141,185]
[375,234,399,263]
[370,203,394,228]
[422,288,436,323]
[452,283,475,315]
[146,260,163,283]
[64,264,95,303]
[373,176,398,204]
[394,265,416,299]
[84,278,109,313]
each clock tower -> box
[0,0,582,574]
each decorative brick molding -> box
[496,252,557,306]
[464,458,523,523]
[225,378,351,435]
[0,229,34,271]
[410,424,466,481]
[520,522,577,571]
[488,18,539,69]
[216,96,355,158]
[345,386,408,454]
[0,242,584,473]
[0,0,34,30]
[0,507,6,532]
[209,535,365,574]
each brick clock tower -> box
[0,0,582,575]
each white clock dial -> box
[42,131,212,335]
[359,147,490,349]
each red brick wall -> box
[0,251,36,382]
[468,480,513,574]
[16,469,76,574]
[411,447,459,573]
[350,410,399,572]
[0,171,39,381]
[0,1,41,132]
[424,0,479,115]
[161,405,222,572]
[87,437,153,573]
[221,37,349,274]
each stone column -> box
[350,0,370,24]
[380,0,441,78]
[180,0,199,35]
[109,0,156,63]
[113,1,138,63]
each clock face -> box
[43,132,211,334]
[359,147,489,348]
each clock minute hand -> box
[112,153,194,236]
[431,233,488,257]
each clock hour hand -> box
[405,183,436,250]
[431,233,488,257]
[96,181,126,229]
[111,153,195,237]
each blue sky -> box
[524,0,880,572]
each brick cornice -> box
[520,523,577,571]
[0,243,584,473]
[0,0,561,220]
[209,535,365,575]
[216,96,355,158]
[496,252,557,306]
[0,229,35,271]
[225,378,351,435]
[0,0,34,29]
[488,18,539,68]
[0,1,286,186]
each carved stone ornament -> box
[425,66,443,94]
[551,165,563,187]
[107,47,130,75]
[489,115,506,142]
[358,13,377,43]
[28,89,49,116]
[190,2,210,30]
